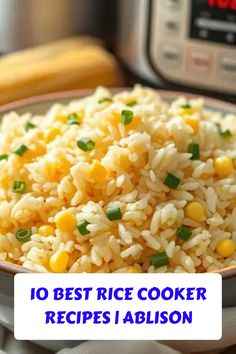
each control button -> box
[187,49,212,73]
[166,0,180,8]
[221,57,236,74]
[225,33,235,44]
[164,19,179,32]
[199,29,208,39]
[159,44,182,68]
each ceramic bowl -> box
[0,89,236,351]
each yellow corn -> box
[128,266,140,273]
[46,161,57,181]
[89,160,108,183]
[57,155,71,173]
[125,115,141,131]
[25,141,46,159]
[216,239,235,258]
[55,211,76,233]
[77,111,84,120]
[119,154,131,169]
[44,127,60,143]
[49,250,69,272]
[185,201,205,221]
[54,115,67,124]
[38,225,55,237]
[214,156,234,178]
[180,107,193,115]
[183,116,199,133]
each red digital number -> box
[208,0,236,9]
[231,0,236,9]
[218,0,230,8]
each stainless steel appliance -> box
[0,0,111,54]
[116,0,236,96]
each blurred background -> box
[0,0,235,105]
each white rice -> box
[0,85,235,273]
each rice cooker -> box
[116,0,236,98]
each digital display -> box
[190,0,236,45]
[207,0,236,10]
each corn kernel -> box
[110,112,120,125]
[216,239,235,258]
[185,201,205,221]
[44,128,60,143]
[125,115,141,131]
[89,160,108,183]
[119,154,131,169]
[54,115,67,124]
[128,266,140,273]
[38,225,55,236]
[25,141,46,159]
[55,211,76,233]
[183,116,199,133]
[57,155,71,173]
[77,111,84,120]
[49,250,69,272]
[180,107,193,115]
[214,156,234,178]
[46,161,57,181]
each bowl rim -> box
[0,87,236,278]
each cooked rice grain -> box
[0,85,236,273]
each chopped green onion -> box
[126,100,137,107]
[177,226,192,241]
[181,103,191,109]
[121,110,134,125]
[25,122,36,132]
[150,251,169,268]
[164,173,181,189]
[216,123,232,138]
[15,228,32,243]
[77,138,95,151]
[67,113,79,126]
[68,120,79,126]
[0,154,8,161]
[11,180,26,194]
[13,144,28,156]
[188,143,200,160]
[221,130,232,138]
[77,220,90,235]
[98,97,112,104]
[106,207,122,221]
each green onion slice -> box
[150,251,169,268]
[13,144,28,156]
[216,123,232,138]
[0,154,8,161]
[25,122,36,132]
[98,97,112,104]
[180,103,191,109]
[106,207,122,221]
[77,220,90,235]
[164,173,181,189]
[67,113,79,126]
[176,226,192,241]
[12,180,26,194]
[77,138,95,151]
[188,143,200,160]
[15,228,32,243]
[126,100,137,107]
[121,110,134,125]
[68,120,79,126]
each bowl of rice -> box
[0,86,236,311]
[0,85,236,350]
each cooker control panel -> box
[149,0,236,94]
